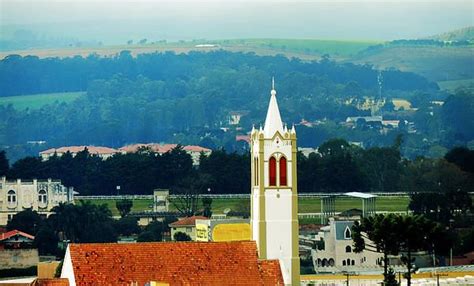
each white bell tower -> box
[250,78,300,285]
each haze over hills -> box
[427,26,474,41]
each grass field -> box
[437,78,474,92]
[0,91,85,110]
[0,39,380,60]
[212,39,380,57]
[78,196,410,217]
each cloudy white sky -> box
[1,0,473,43]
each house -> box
[195,218,251,242]
[311,218,388,273]
[153,189,169,212]
[119,143,211,165]
[39,146,118,160]
[60,241,283,285]
[0,229,39,270]
[0,177,75,226]
[168,215,207,241]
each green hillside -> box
[0,91,85,110]
[350,45,474,82]
[212,38,380,57]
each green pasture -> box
[78,196,409,217]
[437,79,474,92]
[0,91,85,110]
[213,38,381,57]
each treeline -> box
[0,50,437,97]
[1,140,473,196]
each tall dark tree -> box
[0,150,9,176]
[116,199,133,217]
[7,209,43,235]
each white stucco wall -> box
[60,246,76,286]
[265,188,293,282]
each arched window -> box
[322,258,328,267]
[7,190,16,203]
[38,190,47,204]
[269,156,277,186]
[342,260,346,266]
[345,245,352,253]
[328,259,335,266]
[346,258,350,265]
[344,226,351,239]
[351,260,355,266]
[279,156,287,186]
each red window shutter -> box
[269,157,277,186]
[280,157,287,186]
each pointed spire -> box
[264,78,284,137]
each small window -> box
[328,259,335,266]
[342,260,346,266]
[38,189,47,204]
[269,156,277,186]
[352,260,355,266]
[345,245,352,253]
[344,226,351,239]
[186,227,192,232]
[7,190,16,203]
[7,214,13,221]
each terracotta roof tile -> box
[182,145,211,152]
[169,216,207,227]
[0,229,35,241]
[258,260,284,285]
[40,146,118,155]
[67,241,283,285]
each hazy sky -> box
[1,0,473,43]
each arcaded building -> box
[0,177,75,226]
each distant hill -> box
[427,26,474,42]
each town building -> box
[60,241,283,285]
[0,229,39,270]
[119,143,211,165]
[0,177,75,226]
[250,79,300,285]
[153,189,169,212]
[168,215,207,241]
[39,146,118,160]
[195,218,250,242]
[311,218,387,273]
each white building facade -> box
[0,177,75,226]
[250,80,300,285]
[312,219,386,273]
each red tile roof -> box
[67,241,283,285]
[40,146,118,155]
[0,229,35,241]
[169,216,207,227]
[119,143,211,154]
[182,145,211,153]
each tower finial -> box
[271,77,276,96]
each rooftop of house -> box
[119,143,211,154]
[0,229,35,241]
[169,216,208,227]
[40,146,118,155]
[64,241,283,285]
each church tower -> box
[250,79,300,285]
